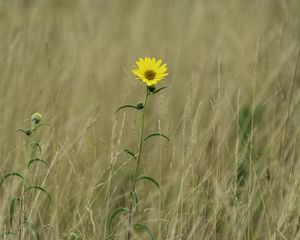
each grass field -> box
[1,0,300,239]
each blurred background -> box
[0,0,300,239]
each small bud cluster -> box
[31,112,43,125]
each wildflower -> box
[132,57,169,86]
[31,112,42,125]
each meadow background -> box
[1,0,300,239]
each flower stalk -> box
[127,87,150,240]
[108,57,168,240]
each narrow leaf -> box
[31,141,42,153]
[144,133,169,142]
[115,105,139,113]
[25,185,51,201]
[16,128,31,136]
[9,198,20,229]
[133,223,155,240]
[108,207,129,235]
[32,123,51,132]
[130,190,139,212]
[136,175,160,189]
[124,149,137,159]
[130,190,139,205]
[0,175,3,186]
[3,172,24,183]
[27,158,48,169]
[151,86,167,95]
[0,232,16,238]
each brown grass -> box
[1,0,300,239]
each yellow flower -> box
[132,57,169,86]
[31,112,42,124]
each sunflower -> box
[132,57,169,86]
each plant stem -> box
[19,133,32,239]
[127,87,149,240]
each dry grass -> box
[1,0,300,239]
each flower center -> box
[144,70,156,80]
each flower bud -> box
[31,112,42,125]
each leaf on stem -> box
[1,172,24,186]
[115,104,144,114]
[25,185,51,201]
[16,128,32,136]
[150,86,168,95]
[9,198,20,229]
[136,175,160,189]
[144,133,169,142]
[108,207,129,235]
[31,141,42,153]
[130,190,139,212]
[133,223,155,240]
[124,149,137,160]
[27,158,48,169]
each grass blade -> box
[32,123,52,132]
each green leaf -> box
[115,105,139,113]
[9,198,20,229]
[27,158,48,169]
[136,175,160,189]
[32,123,51,132]
[1,172,24,186]
[69,233,81,240]
[151,86,167,95]
[130,190,139,212]
[31,141,42,153]
[16,128,31,136]
[0,232,16,238]
[108,207,129,235]
[144,133,169,142]
[133,223,155,240]
[0,175,3,186]
[124,149,137,159]
[25,185,51,201]
[130,190,139,205]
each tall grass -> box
[0,0,300,239]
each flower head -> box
[31,112,42,125]
[132,57,169,86]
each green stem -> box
[127,87,149,240]
[19,132,32,239]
